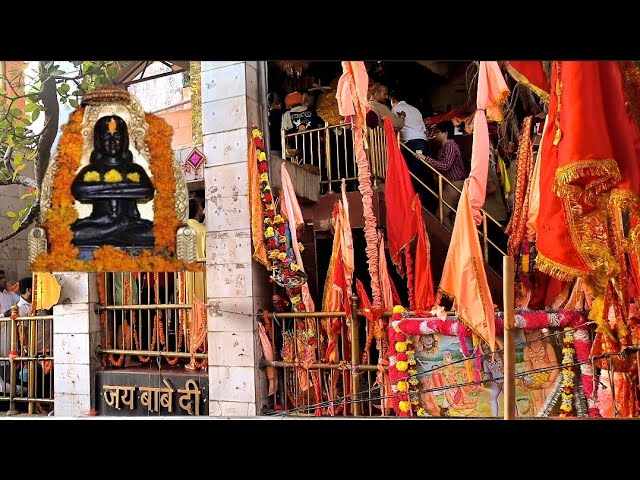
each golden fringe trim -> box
[535,251,586,282]
[437,287,494,351]
[504,63,550,103]
[552,62,563,146]
[610,187,640,212]
[436,256,493,351]
[553,159,621,205]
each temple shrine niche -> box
[29,85,198,271]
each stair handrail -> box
[399,140,507,263]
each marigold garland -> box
[251,127,306,315]
[559,327,576,417]
[32,107,199,272]
[388,305,427,417]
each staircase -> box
[282,123,507,305]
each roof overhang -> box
[112,61,190,87]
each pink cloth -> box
[336,61,383,307]
[467,109,490,225]
[438,180,496,351]
[467,61,510,225]
[280,161,315,312]
[477,61,509,122]
[258,323,278,396]
[336,61,369,120]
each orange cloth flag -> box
[378,233,394,310]
[536,61,640,280]
[505,61,550,102]
[384,116,419,269]
[439,180,495,351]
[413,196,435,309]
[321,200,352,363]
[248,137,268,268]
[383,116,435,308]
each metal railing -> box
[282,121,507,267]
[281,121,386,193]
[260,298,460,417]
[399,141,507,265]
[0,308,54,415]
[95,271,208,370]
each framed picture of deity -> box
[388,309,596,418]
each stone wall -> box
[200,61,272,416]
[0,184,32,283]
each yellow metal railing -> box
[282,122,507,267]
[260,301,459,417]
[95,271,208,370]
[0,308,54,415]
[398,141,507,265]
[282,121,386,193]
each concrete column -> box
[201,61,272,416]
[52,272,101,417]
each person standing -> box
[267,91,284,157]
[390,90,430,205]
[0,269,20,315]
[367,83,405,131]
[418,120,467,230]
[0,268,21,395]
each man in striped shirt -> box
[417,120,467,230]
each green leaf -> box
[58,83,70,94]
[9,108,21,117]
[18,208,26,218]
[19,192,34,200]
[24,103,38,112]
[31,109,40,122]
[12,220,20,231]
[13,153,23,165]
[12,161,27,181]
[6,211,16,218]
[69,99,79,108]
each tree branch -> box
[36,61,59,188]
[13,174,37,189]
[0,202,38,243]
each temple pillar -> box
[201,61,272,416]
[52,272,101,416]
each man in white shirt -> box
[0,268,21,392]
[0,269,20,317]
[15,277,32,318]
[390,91,430,205]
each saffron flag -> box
[383,116,435,309]
[439,181,496,351]
[505,61,550,102]
[321,200,352,363]
[384,116,418,270]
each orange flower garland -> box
[251,126,306,313]
[32,108,200,272]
